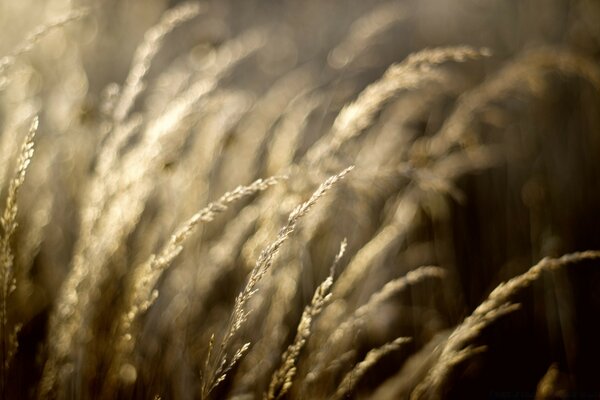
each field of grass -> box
[1,0,600,399]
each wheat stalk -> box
[305,46,491,167]
[266,239,347,400]
[113,176,284,382]
[428,48,600,158]
[111,2,204,122]
[0,116,37,392]
[332,337,412,400]
[202,166,353,397]
[411,251,600,400]
[0,10,87,77]
[328,1,406,69]
[307,266,445,385]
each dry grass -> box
[1,0,600,399]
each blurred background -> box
[1,0,600,399]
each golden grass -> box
[1,1,600,399]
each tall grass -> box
[1,0,600,399]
